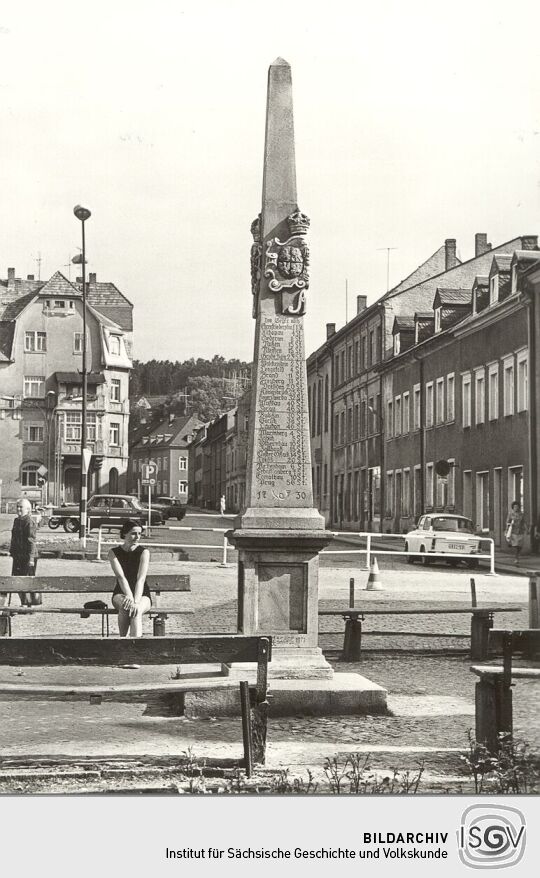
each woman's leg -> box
[129,596,151,638]
[112,593,131,637]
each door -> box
[494,468,503,546]
[64,467,80,504]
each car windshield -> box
[130,498,143,511]
[432,517,474,533]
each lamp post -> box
[73,204,91,549]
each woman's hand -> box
[122,595,136,616]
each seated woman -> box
[108,520,151,637]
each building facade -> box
[0,269,133,505]
[128,413,202,503]
[306,233,540,547]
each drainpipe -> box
[526,283,538,535]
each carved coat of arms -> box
[264,210,310,316]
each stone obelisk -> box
[230,58,333,678]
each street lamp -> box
[73,204,91,549]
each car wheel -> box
[420,546,431,566]
[405,542,414,564]
[467,558,479,569]
[48,517,61,530]
[64,517,80,534]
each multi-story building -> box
[0,268,133,504]
[379,237,539,546]
[224,388,251,513]
[128,413,202,503]
[306,233,539,541]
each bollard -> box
[364,534,372,571]
[470,578,477,608]
[96,527,103,562]
[218,535,229,568]
[349,578,355,607]
[528,571,539,628]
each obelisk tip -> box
[270,57,290,67]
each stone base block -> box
[183,673,387,718]
[224,647,334,681]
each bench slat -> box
[0,575,190,593]
[0,607,193,616]
[319,606,522,617]
[0,678,255,699]
[0,636,271,666]
[489,628,540,655]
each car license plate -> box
[448,542,466,552]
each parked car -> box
[151,496,187,521]
[49,494,164,533]
[404,513,481,568]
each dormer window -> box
[54,300,66,309]
[393,334,400,356]
[109,335,121,355]
[434,307,442,333]
[489,276,499,305]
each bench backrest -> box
[0,635,271,667]
[489,629,540,656]
[0,575,190,594]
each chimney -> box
[27,274,34,281]
[445,239,457,271]
[7,268,15,280]
[326,323,336,339]
[356,294,367,314]
[521,235,538,251]
[89,272,96,283]
[475,233,492,257]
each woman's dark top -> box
[111,545,151,603]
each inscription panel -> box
[257,564,306,632]
[251,315,312,506]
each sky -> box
[1,0,540,363]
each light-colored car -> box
[404,513,481,568]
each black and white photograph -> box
[0,0,539,871]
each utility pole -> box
[345,278,348,323]
[36,252,42,281]
[377,246,398,293]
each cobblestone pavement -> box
[0,553,537,793]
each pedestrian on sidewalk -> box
[108,519,151,637]
[10,497,40,607]
[505,501,528,567]
[220,495,226,516]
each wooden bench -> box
[0,574,191,637]
[319,606,522,661]
[471,628,540,752]
[0,634,271,774]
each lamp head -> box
[73,205,91,222]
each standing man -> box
[220,494,226,516]
[10,498,40,606]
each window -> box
[74,332,83,353]
[109,422,120,446]
[386,472,394,516]
[163,457,168,471]
[163,480,168,494]
[394,396,401,436]
[402,469,410,516]
[360,400,367,438]
[446,373,455,421]
[354,404,359,440]
[25,425,44,442]
[53,300,66,309]
[324,376,329,432]
[179,457,187,470]
[340,411,345,445]
[426,463,434,507]
[178,480,188,495]
[65,412,81,441]
[347,407,352,442]
[447,458,455,506]
[24,331,46,352]
[317,381,322,435]
[387,400,393,439]
[23,376,45,398]
[425,382,434,428]
[361,335,367,368]
[354,341,359,374]
[462,372,471,427]
[323,463,328,496]
[109,335,121,356]
[503,356,514,416]
[517,350,528,412]
[436,378,445,424]
[402,392,410,434]
[334,355,339,387]
[413,465,422,515]
[489,275,499,305]
[413,384,421,430]
[463,471,472,518]
[393,334,400,356]
[475,368,485,425]
[369,330,375,365]
[347,346,353,379]
[340,352,345,384]
[111,379,121,402]
[434,307,442,333]
[488,364,499,420]
[436,472,445,508]
[21,463,40,487]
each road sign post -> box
[141,461,158,537]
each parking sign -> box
[141,462,157,486]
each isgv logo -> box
[458,805,526,869]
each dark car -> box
[152,496,187,521]
[49,493,164,533]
